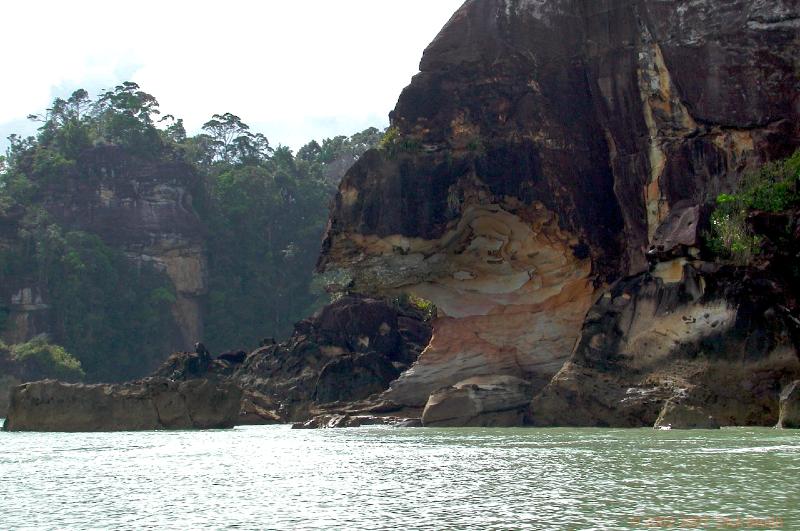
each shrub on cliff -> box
[708,150,800,264]
[3,335,84,382]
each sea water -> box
[0,424,796,530]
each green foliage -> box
[707,150,800,264]
[708,203,762,265]
[377,126,421,157]
[202,161,331,351]
[8,335,85,381]
[41,230,177,381]
[201,113,272,165]
[378,126,400,151]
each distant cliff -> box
[0,84,382,384]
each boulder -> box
[654,400,721,430]
[234,294,431,422]
[647,203,702,261]
[314,352,400,405]
[2,378,241,432]
[422,376,533,427]
[777,381,800,429]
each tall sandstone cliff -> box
[1,145,205,354]
[319,0,800,426]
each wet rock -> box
[2,378,242,432]
[777,381,800,429]
[291,414,415,429]
[654,400,721,430]
[421,376,533,427]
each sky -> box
[0,0,466,153]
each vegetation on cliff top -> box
[0,84,384,381]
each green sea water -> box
[0,424,796,530]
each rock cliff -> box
[38,145,207,349]
[319,0,800,426]
[1,145,205,370]
[5,0,799,430]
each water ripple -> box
[0,425,796,530]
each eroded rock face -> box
[530,262,800,427]
[45,146,207,349]
[2,378,241,432]
[319,0,799,423]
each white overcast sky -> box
[0,0,465,152]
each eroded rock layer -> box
[319,0,800,424]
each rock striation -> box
[2,378,241,432]
[318,0,800,426]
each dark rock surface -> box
[2,378,241,432]
[234,295,432,422]
[529,259,800,427]
[3,295,432,430]
[6,0,800,430]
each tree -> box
[95,82,160,124]
[297,140,321,162]
[160,115,187,143]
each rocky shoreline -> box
[4,0,800,432]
